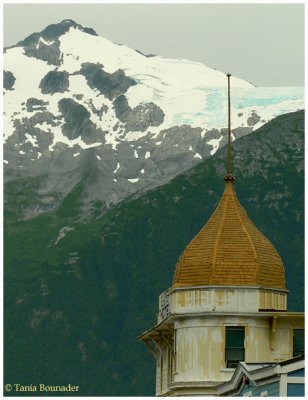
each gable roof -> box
[216,355,305,396]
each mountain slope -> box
[4,20,304,219]
[4,110,304,396]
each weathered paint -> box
[156,357,161,393]
[161,345,168,393]
[171,287,261,315]
[260,290,287,311]
[158,287,287,323]
[155,313,304,396]
[152,283,303,396]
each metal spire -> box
[225,73,235,182]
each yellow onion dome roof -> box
[172,178,286,289]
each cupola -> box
[173,179,286,289]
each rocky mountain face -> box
[3,19,304,220]
[4,110,304,396]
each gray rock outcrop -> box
[4,71,16,90]
[39,71,69,94]
[58,98,101,141]
[78,63,137,100]
[113,95,165,132]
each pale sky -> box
[3,3,305,87]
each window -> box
[293,329,304,357]
[225,326,245,368]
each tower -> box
[138,75,304,396]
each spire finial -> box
[225,73,235,183]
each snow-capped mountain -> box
[3,19,304,219]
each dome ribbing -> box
[172,181,286,289]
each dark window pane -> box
[293,329,304,357]
[225,348,245,361]
[225,326,245,367]
[226,327,245,347]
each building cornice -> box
[138,311,304,341]
[166,285,289,294]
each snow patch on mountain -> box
[128,178,139,183]
[25,133,39,147]
[124,130,149,141]
[36,37,55,49]
[55,226,74,245]
[207,135,224,155]
[113,163,120,174]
